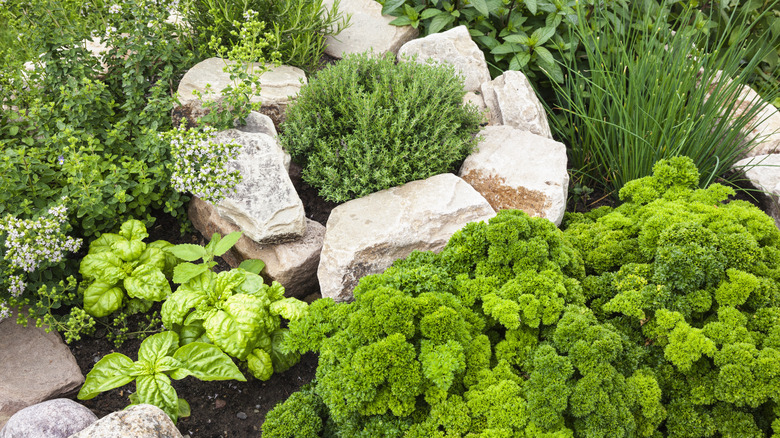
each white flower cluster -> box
[0,204,83,274]
[109,3,122,14]
[0,302,10,322]
[166,126,243,204]
[8,275,25,297]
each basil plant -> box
[78,331,245,422]
[78,219,179,317]
[162,234,309,381]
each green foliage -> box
[268,157,780,436]
[0,0,196,237]
[183,0,349,72]
[78,219,179,318]
[548,0,779,200]
[280,52,483,202]
[77,331,245,423]
[160,231,305,381]
[262,383,328,438]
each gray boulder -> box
[459,126,569,226]
[0,399,96,438]
[318,173,495,301]
[0,312,84,429]
[397,25,491,93]
[481,70,552,138]
[68,404,182,438]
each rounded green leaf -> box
[79,252,125,284]
[161,285,209,328]
[269,297,308,322]
[203,294,267,359]
[138,331,180,364]
[83,281,125,318]
[135,373,179,422]
[125,264,170,302]
[88,233,122,254]
[171,342,246,381]
[247,348,274,381]
[238,259,265,275]
[119,219,149,241]
[111,238,146,262]
[78,352,135,400]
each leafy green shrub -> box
[549,0,779,200]
[280,52,483,202]
[183,0,349,72]
[0,0,196,237]
[266,156,780,436]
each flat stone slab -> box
[318,173,495,301]
[0,399,96,438]
[459,126,569,226]
[733,154,780,228]
[210,129,306,244]
[0,314,84,429]
[189,196,325,298]
[481,70,552,139]
[175,58,306,125]
[397,25,491,93]
[322,0,418,58]
[69,404,182,438]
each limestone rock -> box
[318,173,495,301]
[234,112,289,171]
[175,58,306,126]
[322,0,418,58]
[188,196,324,298]
[481,70,552,138]
[702,72,780,157]
[733,154,780,227]
[459,126,569,226]
[0,313,84,429]
[397,25,491,92]
[0,399,96,438]
[211,129,305,244]
[69,404,182,438]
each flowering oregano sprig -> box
[161,123,243,205]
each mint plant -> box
[78,330,245,423]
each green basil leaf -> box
[246,348,274,381]
[78,352,135,400]
[119,219,149,241]
[170,342,246,381]
[269,297,308,322]
[172,262,211,285]
[156,356,184,374]
[213,231,242,256]
[270,329,300,374]
[147,241,180,278]
[135,374,179,423]
[138,246,167,272]
[177,398,191,419]
[83,281,125,318]
[203,294,268,360]
[237,271,266,296]
[88,233,122,254]
[179,316,207,345]
[238,259,265,275]
[214,269,246,296]
[126,297,153,315]
[79,252,125,283]
[138,331,179,364]
[165,244,208,262]
[161,282,210,328]
[125,264,170,302]
[111,237,146,262]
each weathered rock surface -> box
[0,313,84,429]
[234,112,289,171]
[733,154,780,227]
[702,71,780,157]
[459,126,569,226]
[175,58,306,126]
[0,399,96,438]
[318,173,496,301]
[397,25,491,93]
[210,129,305,244]
[481,70,552,138]
[188,196,325,298]
[69,404,182,438]
[322,0,418,58]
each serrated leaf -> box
[429,12,455,34]
[525,0,537,15]
[403,3,418,20]
[531,27,556,46]
[503,34,531,45]
[238,259,265,275]
[270,329,300,373]
[165,244,208,262]
[381,0,406,15]
[420,8,440,19]
[491,43,522,54]
[534,45,556,66]
[390,15,413,26]
[213,231,242,256]
[509,52,532,70]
